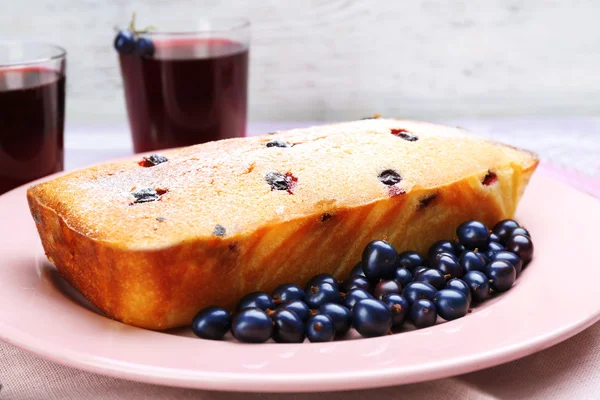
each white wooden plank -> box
[0,0,598,122]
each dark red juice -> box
[0,67,65,195]
[119,38,248,153]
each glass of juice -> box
[116,17,250,153]
[0,41,66,195]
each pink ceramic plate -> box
[0,172,599,392]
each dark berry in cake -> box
[417,193,437,210]
[265,172,290,191]
[131,187,159,203]
[320,213,333,222]
[212,224,226,237]
[139,154,168,167]
[482,170,498,185]
[378,169,402,186]
[265,140,291,148]
[390,128,418,141]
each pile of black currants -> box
[191,219,533,343]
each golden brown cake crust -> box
[27,119,538,330]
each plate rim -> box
[2,309,599,392]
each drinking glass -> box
[0,41,66,195]
[117,17,250,153]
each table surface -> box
[1,119,599,400]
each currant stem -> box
[128,12,136,32]
[126,13,157,36]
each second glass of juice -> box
[118,18,250,153]
[0,41,66,195]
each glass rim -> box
[141,17,250,36]
[0,40,66,68]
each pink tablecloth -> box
[1,120,599,399]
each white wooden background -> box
[1,0,599,123]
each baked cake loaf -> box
[27,119,538,330]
